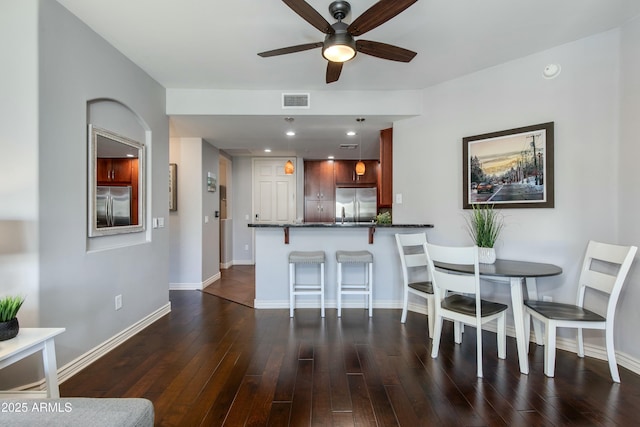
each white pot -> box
[478,247,496,264]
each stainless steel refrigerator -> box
[96,186,131,227]
[335,187,377,223]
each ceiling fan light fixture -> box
[322,30,356,63]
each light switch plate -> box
[395,193,403,204]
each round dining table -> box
[433,259,563,374]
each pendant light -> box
[284,117,295,175]
[355,117,365,176]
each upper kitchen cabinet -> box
[97,157,134,184]
[305,160,335,201]
[304,160,335,223]
[378,128,393,207]
[334,160,378,186]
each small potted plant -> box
[0,295,25,341]
[464,204,504,264]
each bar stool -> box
[336,250,374,317]
[288,251,326,318]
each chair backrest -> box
[424,243,480,298]
[395,233,429,285]
[577,241,637,319]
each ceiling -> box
[56,0,640,159]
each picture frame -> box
[207,172,217,192]
[462,122,554,209]
[169,163,177,211]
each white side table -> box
[0,327,65,398]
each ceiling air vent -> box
[282,93,310,109]
[339,143,358,150]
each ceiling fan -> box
[258,0,418,83]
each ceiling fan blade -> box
[347,0,418,36]
[283,0,334,34]
[258,42,323,57]
[356,40,417,62]
[326,61,343,83]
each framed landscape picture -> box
[462,122,554,209]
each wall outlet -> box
[115,294,123,310]
[542,295,553,302]
[244,244,249,251]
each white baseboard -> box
[233,259,255,266]
[220,261,233,269]
[253,299,402,310]
[406,304,640,378]
[204,272,221,287]
[57,303,172,384]
[170,272,220,290]
[17,303,172,392]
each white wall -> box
[169,137,220,288]
[617,15,640,360]
[0,0,170,388]
[231,156,255,264]
[0,0,41,387]
[0,0,40,327]
[169,138,203,286]
[393,30,636,352]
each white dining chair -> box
[425,243,508,378]
[395,233,435,337]
[524,240,637,382]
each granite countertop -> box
[248,222,434,228]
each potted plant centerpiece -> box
[0,295,25,341]
[465,204,504,264]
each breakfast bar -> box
[249,223,433,309]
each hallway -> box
[203,265,255,307]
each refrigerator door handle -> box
[355,199,359,222]
[107,195,113,227]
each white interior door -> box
[253,158,296,223]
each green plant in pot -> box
[0,295,25,341]
[464,204,504,264]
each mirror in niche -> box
[88,125,145,237]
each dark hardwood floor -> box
[60,289,640,426]
[202,265,255,307]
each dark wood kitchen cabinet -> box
[334,160,378,186]
[97,158,133,184]
[304,160,335,222]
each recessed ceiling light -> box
[286,131,296,136]
[346,131,356,136]
[264,148,271,153]
[328,155,335,159]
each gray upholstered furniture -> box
[1,398,153,427]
